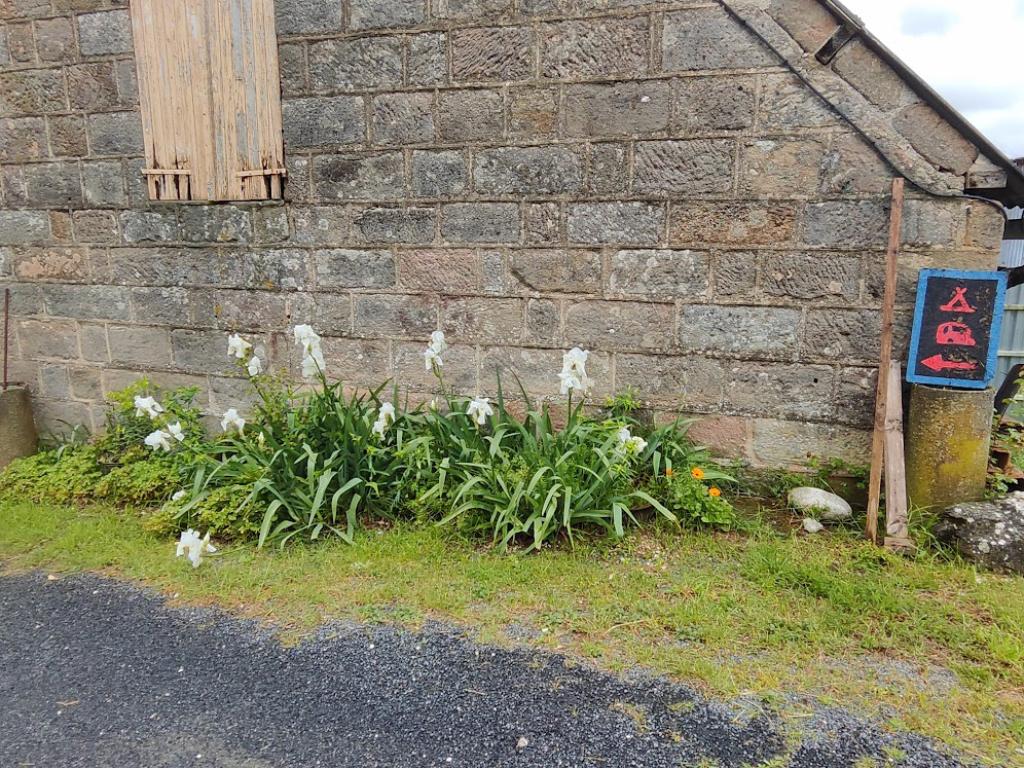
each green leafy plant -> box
[1,327,743,552]
[0,378,202,507]
[657,465,742,531]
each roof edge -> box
[820,0,1024,206]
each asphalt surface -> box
[0,572,976,768]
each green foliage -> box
[93,452,183,505]
[0,378,200,508]
[416,394,657,551]
[95,378,202,464]
[657,469,742,531]
[0,446,104,504]
[1,340,742,551]
[988,419,1024,498]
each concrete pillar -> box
[905,385,993,510]
[0,387,38,469]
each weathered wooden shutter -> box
[130,0,285,202]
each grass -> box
[1,497,1023,766]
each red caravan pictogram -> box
[939,286,977,314]
[935,321,976,347]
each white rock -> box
[802,518,825,534]
[516,737,529,750]
[788,487,853,522]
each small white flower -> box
[176,529,217,569]
[301,347,325,378]
[424,330,447,371]
[220,408,245,434]
[615,426,648,457]
[166,421,185,443]
[144,429,173,452]
[563,346,588,372]
[227,333,252,360]
[423,346,443,372]
[294,324,325,378]
[247,355,263,377]
[372,401,397,438]
[558,371,583,396]
[466,396,493,427]
[558,346,593,395]
[171,490,187,502]
[293,324,320,350]
[134,395,165,420]
[429,330,448,355]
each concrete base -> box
[905,384,993,510]
[0,387,38,469]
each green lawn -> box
[1,497,1023,766]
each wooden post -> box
[882,360,914,551]
[866,177,905,543]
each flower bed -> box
[1,326,739,551]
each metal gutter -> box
[819,0,1024,206]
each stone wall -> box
[0,0,1006,466]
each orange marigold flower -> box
[665,468,674,478]
[709,487,721,498]
[690,467,705,480]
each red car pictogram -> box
[936,321,976,347]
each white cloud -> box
[845,0,1024,159]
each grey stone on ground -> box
[802,517,825,534]
[788,487,853,522]
[0,572,977,767]
[936,493,1024,574]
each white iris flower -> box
[466,396,493,426]
[227,333,252,360]
[176,529,217,569]
[247,355,263,377]
[134,396,164,420]
[144,429,173,452]
[616,426,647,457]
[167,421,185,443]
[558,347,593,395]
[372,401,396,438]
[294,324,325,378]
[220,408,245,434]
[423,330,447,372]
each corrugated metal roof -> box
[1000,207,1024,268]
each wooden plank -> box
[130,0,218,201]
[131,0,284,202]
[866,177,905,544]
[883,360,914,552]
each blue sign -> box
[906,269,1007,389]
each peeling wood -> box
[130,0,284,202]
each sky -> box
[842,0,1024,159]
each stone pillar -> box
[0,387,38,469]
[905,385,993,509]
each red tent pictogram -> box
[939,287,976,314]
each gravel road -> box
[0,572,975,768]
